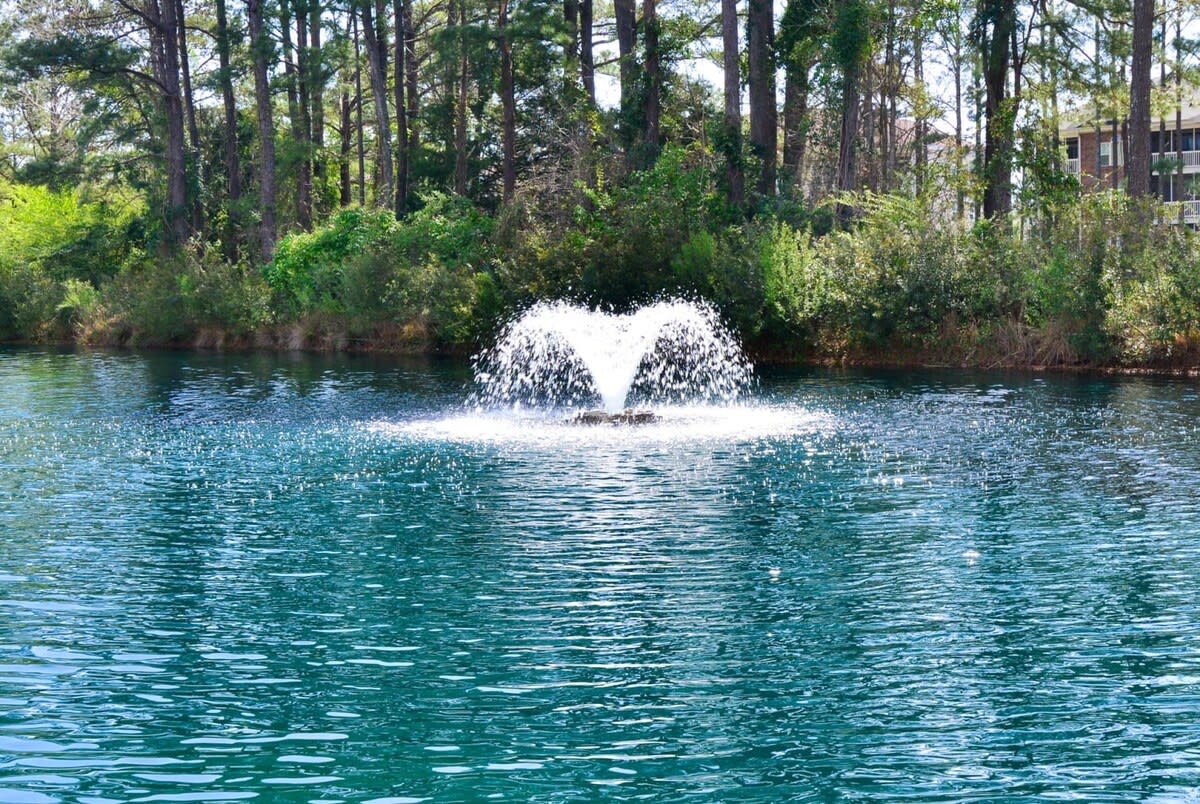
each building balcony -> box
[1157,200,1200,224]
[1152,150,1200,170]
[1069,150,1200,174]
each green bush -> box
[1094,200,1200,363]
[9,150,1200,369]
[265,196,496,345]
[582,144,720,304]
[0,182,140,287]
[0,261,60,340]
[0,181,141,340]
[55,278,103,336]
[793,193,969,349]
[495,144,745,318]
[759,223,823,339]
[266,207,397,315]
[107,242,271,344]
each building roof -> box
[1059,80,1200,134]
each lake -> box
[2,348,1200,802]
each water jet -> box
[473,299,752,419]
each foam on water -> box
[473,299,753,413]
[373,404,831,446]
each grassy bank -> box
[4,147,1200,371]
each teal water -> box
[3,348,1200,802]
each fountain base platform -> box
[573,409,657,426]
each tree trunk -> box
[353,13,367,205]
[1159,12,1167,200]
[280,0,300,138]
[279,0,311,227]
[882,0,894,191]
[834,0,867,216]
[454,0,469,195]
[1128,0,1153,197]
[1112,116,1119,191]
[359,0,394,208]
[294,0,314,229]
[1122,116,1130,188]
[837,70,861,199]
[954,17,964,217]
[149,0,189,241]
[580,0,595,104]
[614,0,637,148]
[782,65,807,197]
[500,0,516,201]
[340,91,353,205]
[564,0,579,94]
[215,0,241,253]
[644,0,660,155]
[404,0,419,148]
[913,20,926,175]
[1113,31,1123,177]
[747,0,776,194]
[863,61,875,191]
[1035,11,1056,237]
[393,0,408,213]
[722,0,742,204]
[1094,17,1104,189]
[174,0,199,162]
[981,0,1016,218]
[310,1,327,201]
[247,0,277,260]
[174,0,202,232]
[973,47,982,222]
[878,75,887,191]
[1177,11,1184,206]
[887,83,897,187]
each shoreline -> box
[7,331,1200,380]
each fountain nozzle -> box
[572,409,657,426]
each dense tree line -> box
[4,0,1200,371]
[2,0,1196,261]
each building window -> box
[1153,131,1182,154]
[1184,130,1194,151]
[1066,138,1079,159]
[1099,137,1124,168]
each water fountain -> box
[473,299,753,423]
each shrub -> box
[0,181,139,286]
[266,207,397,315]
[802,193,969,349]
[55,278,104,340]
[0,181,141,340]
[265,196,496,344]
[0,262,60,341]
[107,241,271,344]
[759,223,823,339]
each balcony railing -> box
[1152,150,1200,169]
[1158,200,1200,224]
[1066,157,1080,173]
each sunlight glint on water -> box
[3,349,1200,801]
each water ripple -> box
[2,351,1200,800]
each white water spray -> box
[473,299,753,413]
